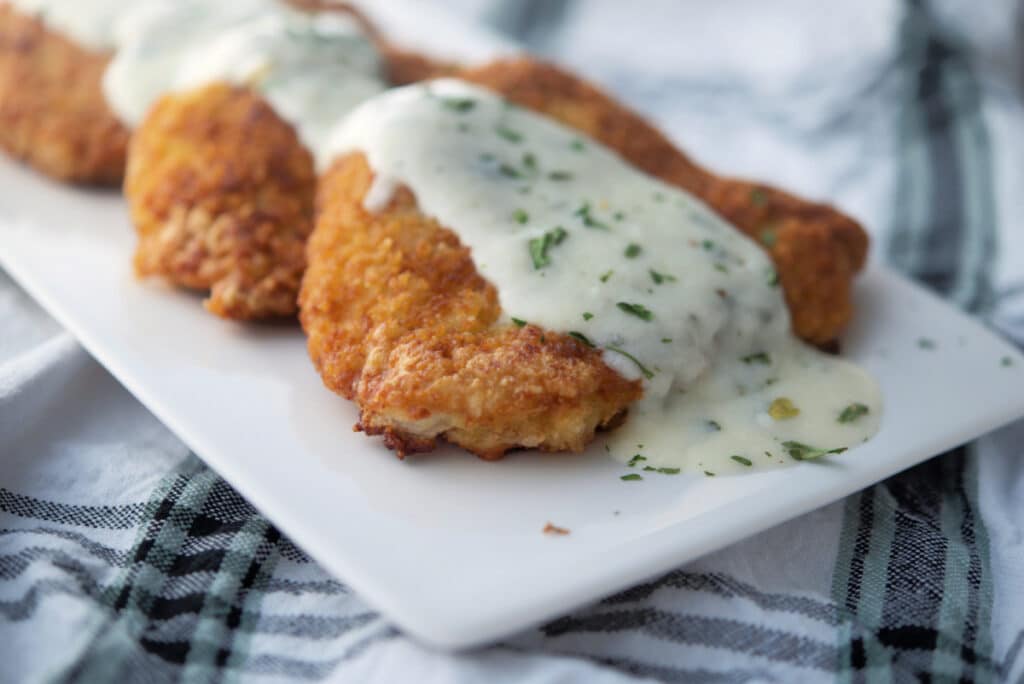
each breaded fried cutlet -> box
[301,59,870,459]
[0,4,128,184]
[126,84,316,320]
[458,59,868,345]
[301,154,642,458]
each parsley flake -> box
[495,125,522,143]
[511,317,527,328]
[574,202,611,230]
[742,352,771,365]
[528,227,568,269]
[731,455,753,467]
[838,403,870,423]
[650,270,677,285]
[568,331,595,347]
[620,474,643,482]
[582,312,594,321]
[513,208,529,224]
[617,302,653,321]
[782,441,847,461]
[442,97,476,112]
[605,346,655,379]
[624,243,642,258]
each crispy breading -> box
[458,59,869,344]
[0,4,127,184]
[300,154,642,458]
[126,84,316,320]
[302,58,871,459]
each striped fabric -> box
[2,0,1023,681]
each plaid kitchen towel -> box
[3,0,1024,681]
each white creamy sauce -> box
[102,0,386,163]
[13,0,386,163]
[326,80,882,475]
[6,0,124,49]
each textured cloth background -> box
[2,0,1024,681]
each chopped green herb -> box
[642,466,657,472]
[582,312,594,321]
[707,420,722,431]
[511,317,527,328]
[441,97,476,112]
[605,346,655,379]
[838,403,870,423]
[614,211,626,221]
[512,208,529,224]
[495,125,522,143]
[548,170,573,181]
[657,467,680,475]
[768,397,800,420]
[624,243,642,258]
[918,337,936,350]
[599,270,614,283]
[731,455,753,467]
[702,239,715,251]
[750,188,768,206]
[568,331,595,347]
[704,471,716,477]
[627,454,647,467]
[766,268,780,287]
[714,263,729,273]
[1002,356,1014,367]
[782,441,847,461]
[570,139,585,152]
[528,227,568,269]
[649,270,677,285]
[617,302,653,321]
[742,352,771,365]
[760,227,777,247]
[499,163,521,178]
[574,203,611,230]
[661,338,673,344]
[620,473,643,481]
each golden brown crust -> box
[126,84,316,320]
[459,58,869,344]
[300,154,641,459]
[0,4,128,184]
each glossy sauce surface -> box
[7,0,125,49]
[11,0,387,162]
[102,0,386,163]
[327,80,881,474]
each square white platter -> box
[2,3,1024,652]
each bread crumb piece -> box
[543,522,570,535]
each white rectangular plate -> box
[3,155,1024,650]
